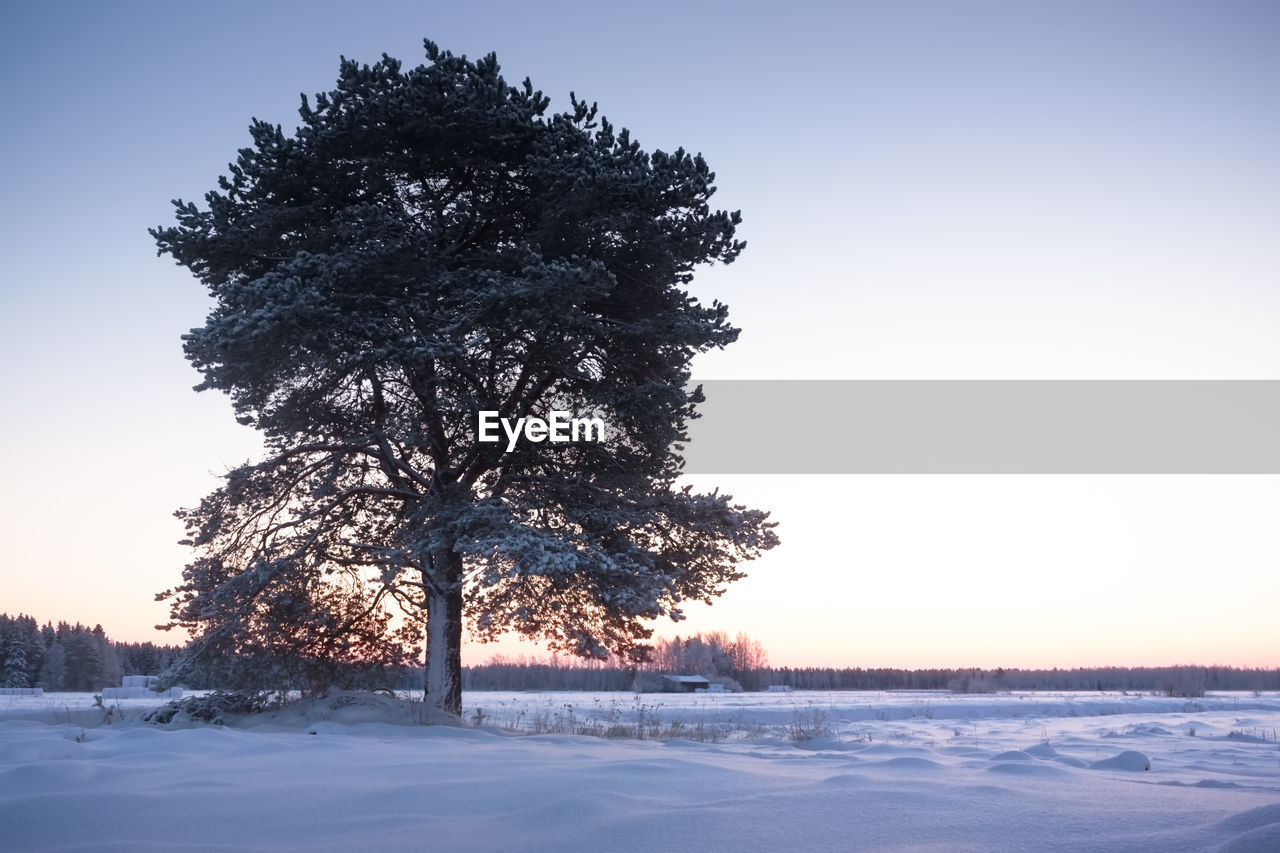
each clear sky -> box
[1,1,1277,668]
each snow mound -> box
[987,761,1069,778]
[1089,750,1151,771]
[873,756,944,770]
[1213,805,1280,853]
[1021,743,1088,767]
[1215,824,1280,853]
[1213,804,1280,836]
[143,690,460,731]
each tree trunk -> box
[424,551,463,718]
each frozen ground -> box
[2,690,1278,851]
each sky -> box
[1,1,1277,669]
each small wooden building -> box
[661,674,711,693]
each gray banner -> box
[681,381,1280,474]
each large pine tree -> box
[151,40,777,715]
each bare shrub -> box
[787,707,833,742]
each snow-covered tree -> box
[62,627,103,691]
[39,640,66,691]
[151,40,778,715]
[0,614,46,689]
[93,625,124,691]
[1,625,29,688]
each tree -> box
[39,641,66,691]
[1,618,29,688]
[151,39,778,716]
[62,626,103,692]
[183,569,423,697]
[0,614,46,689]
[729,631,768,674]
[93,624,124,690]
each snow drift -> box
[2,690,1278,851]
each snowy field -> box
[2,690,1279,851]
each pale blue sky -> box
[1,1,1277,666]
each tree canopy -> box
[151,39,778,715]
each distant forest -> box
[3,614,1277,697]
[459,639,1280,697]
[0,614,183,692]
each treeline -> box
[464,632,770,691]
[461,660,1280,696]
[0,614,185,692]
[463,656,635,691]
[759,665,1280,695]
[459,632,1280,696]
[8,614,1279,697]
[0,612,413,695]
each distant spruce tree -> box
[151,40,777,715]
[39,641,66,691]
[61,627,105,692]
[1,619,29,688]
[0,614,44,689]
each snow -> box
[2,690,1279,851]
